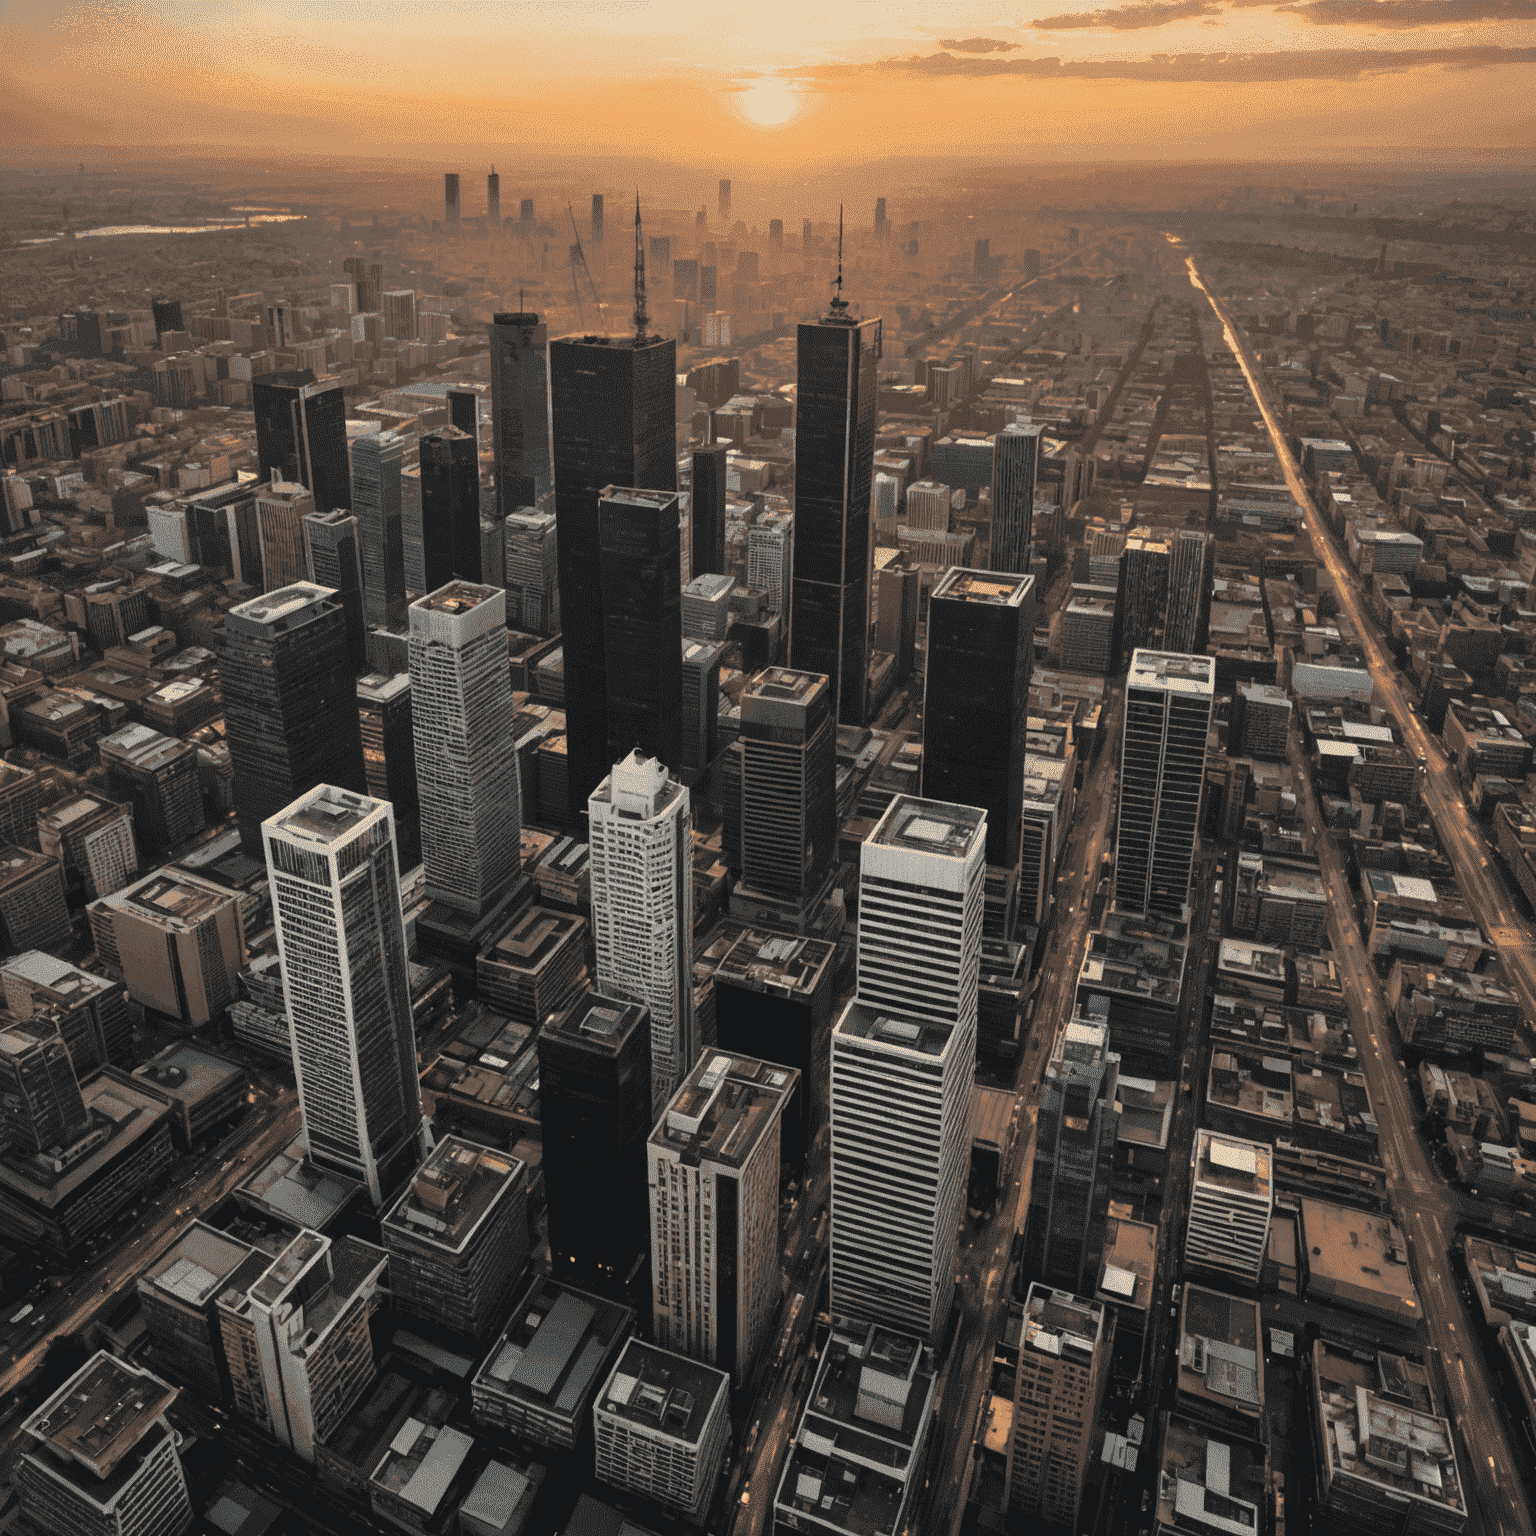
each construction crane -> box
[567,203,604,327]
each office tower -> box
[18,1353,193,1536]
[410,583,523,926]
[922,568,1035,873]
[732,669,837,930]
[790,282,880,727]
[700,266,717,308]
[420,426,481,586]
[222,583,366,853]
[343,257,384,317]
[648,1050,796,1385]
[519,197,534,225]
[266,299,293,349]
[448,385,479,445]
[182,478,262,584]
[876,561,919,681]
[592,192,604,241]
[682,570,732,642]
[401,463,425,592]
[218,1228,389,1461]
[252,370,350,512]
[874,196,887,230]
[263,784,423,1204]
[0,761,44,850]
[681,639,724,774]
[476,906,587,1027]
[1007,1286,1109,1529]
[594,1340,730,1526]
[1115,650,1216,917]
[1019,756,1072,931]
[538,990,653,1293]
[357,672,420,870]
[150,296,183,339]
[550,224,677,816]
[649,235,671,273]
[1024,1015,1121,1293]
[1185,1130,1273,1287]
[718,179,731,219]
[98,724,203,852]
[303,508,368,671]
[589,752,694,1115]
[504,509,560,635]
[382,288,417,342]
[1062,585,1117,674]
[488,310,551,517]
[0,848,70,955]
[38,797,135,902]
[1121,529,1171,655]
[691,443,728,578]
[445,171,461,222]
[1,951,132,1072]
[597,487,683,769]
[381,1136,528,1343]
[1164,529,1211,655]
[992,422,1042,575]
[0,1022,90,1154]
[748,507,793,617]
[830,797,984,1344]
[255,476,314,591]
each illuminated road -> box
[1176,235,1533,1536]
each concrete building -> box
[1153,1414,1268,1536]
[350,428,408,633]
[1163,529,1211,655]
[37,796,137,902]
[1019,754,1073,930]
[302,508,368,673]
[503,509,559,636]
[648,1050,797,1385]
[1175,1285,1263,1436]
[99,724,203,853]
[747,508,792,616]
[1,950,133,1071]
[1185,1131,1273,1288]
[1061,586,1117,675]
[681,572,733,643]
[357,671,420,871]
[476,906,587,1029]
[131,1042,246,1150]
[0,846,70,955]
[255,477,314,592]
[0,1021,90,1154]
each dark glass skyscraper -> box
[448,387,479,445]
[350,429,407,631]
[302,509,368,673]
[252,370,351,513]
[150,297,183,339]
[690,444,727,579]
[486,167,500,225]
[489,312,551,518]
[922,568,1036,872]
[790,307,880,726]
[444,172,461,223]
[419,426,481,587]
[598,488,682,772]
[991,422,1042,576]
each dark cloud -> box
[936,36,1021,52]
[786,43,1536,84]
[1034,0,1221,28]
[1276,0,1536,24]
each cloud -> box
[1033,1,1221,28]
[936,36,1020,52]
[784,43,1536,84]
[1276,0,1536,24]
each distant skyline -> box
[3,0,1533,161]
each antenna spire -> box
[830,203,849,317]
[633,193,649,346]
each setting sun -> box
[734,78,802,128]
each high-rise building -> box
[876,560,919,681]
[991,422,1041,575]
[0,761,44,850]
[1024,1014,1121,1294]
[790,289,880,726]
[410,583,524,919]
[401,463,424,592]
[681,570,733,643]
[18,1353,193,1536]
[1121,529,1171,656]
[222,583,367,853]
[1007,1285,1109,1529]
[550,309,677,815]
[732,669,837,931]
[357,672,420,870]
[1115,650,1216,918]
[476,905,588,1028]
[303,508,368,672]
[830,797,984,1344]
[252,370,350,512]
[592,192,604,241]
[489,311,552,517]
[262,785,423,1205]
[98,724,203,853]
[181,479,262,585]
[747,507,793,616]
[381,1136,528,1343]
[1019,755,1072,931]
[690,444,728,579]
[0,1022,91,1154]
[599,488,683,770]
[420,426,481,587]
[1185,1130,1273,1287]
[150,296,184,339]
[589,752,695,1116]
[680,639,724,774]
[1061,585,1118,675]
[447,385,479,445]
[486,167,500,224]
[0,951,133,1072]
[445,171,461,223]
[1164,529,1211,654]
[255,476,314,591]
[382,289,417,342]
[718,179,732,219]
[351,430,408,632]
[519,197,534,226]
[922,568,1034,874]
[503,508,560,635]
[648,1050,797,1385]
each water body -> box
[11,214,306,246]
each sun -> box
[735,78,803,129]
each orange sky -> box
[2,0,1532,160]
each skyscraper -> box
[222,583,367,854]
[1164,529,1212,654]
[599,487,683,770]
[1023,1014,1121,1294]
[718,179,731,220]
[255,476,314,592]
[589,752,694,1115]
[420,426,481,587]
[830,797,984,1344]
[489,311,552,518]
[252,370,350,512]
[690,443,728,579]
[151,296,183,338]
[382,289,417,342]
[486,167,500,224]
[748,507,793,617]
[790,271,880,726]
[303,508,368,672]
[591,192,604,241]
[503,508,559,634]
[538,990,653,1294]
[0,1022,90,1154]
[1185,1130,1273,1287]
[448,385,479,445]
[98,725,203,853]
[991,421,1042,576]
[357,672,420,870]
[1120,528,1171,656]
[262,784,422,1205]
[409,584,524,919]
[445,172,460,223]
[921,568,1035,873]
[349,428,408,632]
[1115,650,1216,917]
[549,211,676,814]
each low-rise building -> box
[1185,1131,1273,1289]
[1153,1412,1268,1536]
[475,906,587,1030]
[131,1041,246,1149]
[1175,1285,1263,1436]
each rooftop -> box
[1096,1217,1158,1313]
[598,486,680,511]
[1023,1284,1104,1362]
[1179,1286,1262,1414]
[1194,1130,1273,1199]
[1127,648,1215,693]
[651,1051,797,1170]
[369,1418,474,1520]
[835,999,955,1059]
[1302,1197,1419,1321]
[265,784,386,847]
[597,1339,727,1445]
[140,1220,255,1311]
[416,580,501,614]
[1156,1414,1267,1536]
[23,1351,176,1480]
[225,582,334,632]
[132,1043,244,1105]
[99,723,190,771]
[931,567,1033,608]
[544,991,649,1056]
[235,1139,363,1231]
[713,929,835,1001]
[868,795,985,859]
[382,1136,523,1256]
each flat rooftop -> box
[485,906,583,970]
[1302,1197,1420,1320]
[1157,1414,1267,1536]
[226,582,333,631]
[543,991,648,1057]
[869,795,985,859]
[1023,1284,1104,1361]
[599,486,679,511]
[1194,1130,1273,1200]
[1127,648,1215,693]
[415,581,500,613]
[0,950,115,1005]
[265,784,385,847]
[236,1139,362,1231]
[23,1351,176,1479]
[835,999,955,1059]
[132,1043,244,1105]
[931,567,1032,607]
[140,1220,255,1310]
[1096,1217,1158,1313]
[1179,1285,1262,1413]
[357,672,410,705]
[741,667,825,707]
[99,723,189,770]
[382,1136,522,1256]
[598,1338,727,1445]
[652,1051,797,1170]
[714,929,836,1001]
